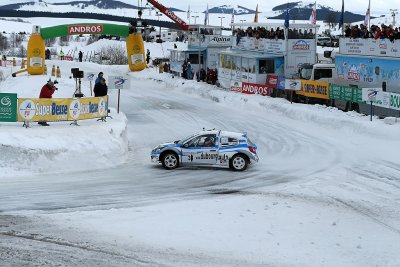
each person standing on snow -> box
[94,78,108,97]
[186,62,192,80]
[59,49,64,60]
[146,49,151,64]
[38,80,57,126]
[78,51,83,62]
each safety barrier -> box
[0,93,109,126]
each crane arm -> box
[146,0,189,31]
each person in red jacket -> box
[38,80,57,126]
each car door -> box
[181,134,218,166]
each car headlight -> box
[152,146,163,153]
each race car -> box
[151,130,258,171]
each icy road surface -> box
[1,65,400,266]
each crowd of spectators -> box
[344,23,400,42]
[233,26,315,41]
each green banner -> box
[41,23,130,39]
[329,85,365,103]
[0,93,17,122]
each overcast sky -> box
[0,0,397,16]
[138,0,397,15]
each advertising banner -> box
[298,80,329,99]
[329,85,365,103]
[266,74,278,88]
[241,82,272,96]
[69,96,108,121]
[361,88,383,102]
[276,76,286,90]
[336,55,400,84]
[370,92,400,110]
[329,85,354,101]
[17,97,108,122]
[18,98,70,122]
[108,76,130,90]
[230,81,242,92]
[339,38,400,57]
[230,82,272,96]
[0,93,17,122]
[86,72,96,81]
[284,79,301,90]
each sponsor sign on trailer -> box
[108,76,130,90]
[298,80,330,99]
[0,93,17,122]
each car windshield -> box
[177,133,198,144]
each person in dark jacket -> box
[78,51,83,62]
[95,72,104,84]
[94,78,108,97]
[38,80,57,126]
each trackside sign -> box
[230,82,272,96]
[68,25,103,35]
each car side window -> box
[220,137,238,146]
[198,134,216,147]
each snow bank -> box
[0,109,128,177]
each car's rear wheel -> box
[229,154,248,171]
[161,152,179,170]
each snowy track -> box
[1,66,400,266]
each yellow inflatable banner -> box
[298,80,330,100]
[18,97,108,122]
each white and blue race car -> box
[151,130,258,171]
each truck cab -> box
[298,62,336,83]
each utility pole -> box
[155,12,162,42]
[218,16,225,29]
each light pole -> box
[192,15,199,24]
[240,19,246,29]
[155,12,162,42]
[218,16,225,28]
[390,9,398,26]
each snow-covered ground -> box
[1,17,400,267]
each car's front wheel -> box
[161,152,179,170]
[229,154,248,171]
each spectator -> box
[94,78,108,97]
[78,51,83,62]
[182,61,187,79]
[163,62,169,73]
[38,80,57,126]
[45,49,51,60]
[59,49,64,60]
[186,62,192,80]
[95,72,104,84]
[146,49,151,64]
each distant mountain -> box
[206,5,257,15]
[0,0,183,12]
[269,1,370,23]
